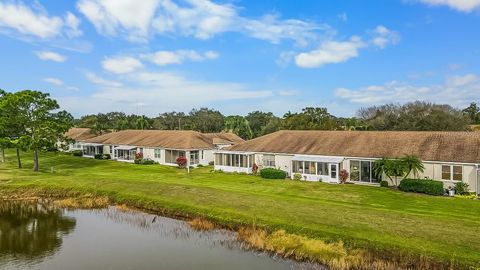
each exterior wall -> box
[215,165,252,174]
[201,150,214,165]
[275,155,293,176]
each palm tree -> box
[401,155,425,179]
[373,157,389,180]
[373,158,406,187]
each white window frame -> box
[154,149,161,159]
[262,154,275,167]
[441,165,463,182]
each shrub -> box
[380,180,389,187]
[293,173,302,181]
[72,150,83,157]
[208,161,214,166]
[135,152,143,160]
[102,154,111,160]
[176,156,187,168]
[454,182,469,195]
[260,168,286,179]
[339,169,349,184]
[399,179,444,196]
[197,164,204,167]
[134,158,156,165]
[94,154,103,159]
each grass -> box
[0,149,479,269]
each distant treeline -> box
[76,101,478,139]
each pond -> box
[0,200,324,270]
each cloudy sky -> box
[0,0,479,117]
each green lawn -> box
[1,149,479,267]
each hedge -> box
[260,168,286,179]
[71,150,83,157]
[134,158,156,165]
[399,179,444,196]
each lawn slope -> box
[0,150,479,267]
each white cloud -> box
[445,73,478,87]
[417,0,480,12]
[65,12,83,38]
[77,0,159,41]
[101,56,143,74]
[35,51,67,62]
[338,12,348,22]
[85,72,123,87]
[295,36,366,68]
[74,70,274,116]
[335,73,480,108]
[43,77,64,86]
[78,0,329,45]
[293,25,399,68]
[141,49,219,66]
[0,2,82,39]
[240,14,328,46]
[371,25,400,49]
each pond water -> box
[0,200,324,270]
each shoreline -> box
[0,187,464,270]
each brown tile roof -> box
[83,130,217,150]
[65,128,98,141]
[227,130,480,163]
[203,132,245,144]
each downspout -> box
[476,164,480,196]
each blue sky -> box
[0,0,479,117]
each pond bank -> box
[0,187,463,270]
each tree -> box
[282,107,337,130]
[245,111,280,137]
[224,116,253,139]
[401,155,425,178]
[462,102,480,124]
[373,158,406,187]
[358,101,469,131]
[153,111,189,130]
[135,115,152,130]
[0,90,28,167]
[189,108,224,133]
[10,90,73,171]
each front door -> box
[330,163,338,182]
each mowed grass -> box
[0,149,479,267]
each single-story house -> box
[63,128,99,152]
[77,129,243,166]
[214,130,480,193]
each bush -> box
[380,180,389,187]
[293,173,302,181]
[339,169,349,184]
[208,161,214,166]
[454,182,469,195]
[72,150,83,157]
[197,164,203,167]
[94,154,103,159]
[102,154,111,160]
[176,156,187,168]
[399,179,444,196]
[260,168,286,179]
[134,158,156,165]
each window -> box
[154,149,161,159]
[201,150,204,160]
[263,154,275,167]
[292,161,304,174]
[303,161,314,174]
[165,150,186,163]
[190,151,199,164]
[442,165,463,181]
[330,164,337,179]
[350,161,360,181]
[349,160,379,183]
[316,162,328,176]
[214,153,251,168]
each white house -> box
[214,130,480,193]
[69,129,243,166]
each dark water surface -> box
[0,200,324,270]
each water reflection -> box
[0,200,76,265]
[0,201,323,270]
